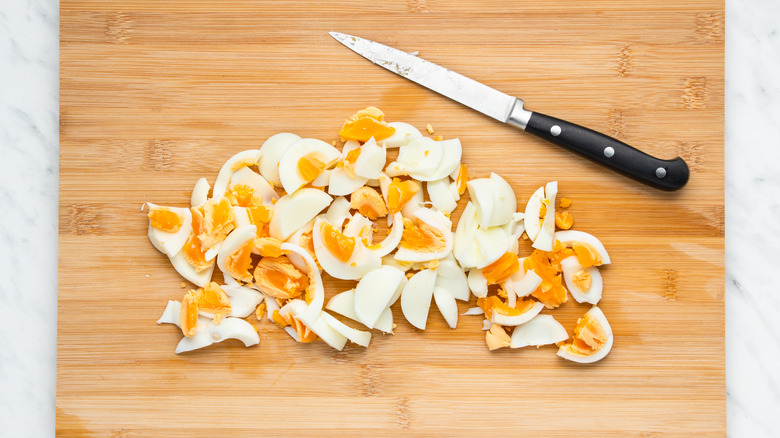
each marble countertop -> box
[1,0,777,435]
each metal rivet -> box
[603,147,615,158]
[656,167,667,178]
[550,125,562,136]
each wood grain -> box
[59,0,724,436]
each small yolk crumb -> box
[338,107,396,142]
[559,197,572,208]
[572,269,592,292]
[523,243,575,309]
[246,205,273,238]
[566,314,607,356]
[297,154,327,184]
[572,242,602,268]
[387,178,419,214]
[485,324,511,350]
[254,256,309,299]
[399,218,446,252]
[455,164,468,195]
[148,207,184,233]
[226,240,255,283]
[426,123,435,135]
[320,222,356,263]
[350,186,388,220]
[254,237,283,258]
[555,211,574,230]
[482,252,520,285]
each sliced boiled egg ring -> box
[226,167,278,207]
[146,203,193,257]
[280,242,325,323]
[354,266,407,329]
[324,196,352,229]
[212,149,262,200]
[216,224,257,285]
[191,178,211,208]
[269,188,332,241]
[532,181,558,251]
[312,217,381,280]
[467,173,517,228]
[394,207,454,263]
[382,121,423,148]
[560,255,603,305]
[478,295,545,326]
[170,248,215,288]
[510,314,569,349]
[557,306,613,364]
[554,230,611,266]
[320,312,372,347]
[258,133,301,187]
[278,138,341,195]
[283,219,318,273]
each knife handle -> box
[523,111,689,191]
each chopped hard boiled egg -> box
[557,306,613,363]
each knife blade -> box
[329,31,689,191]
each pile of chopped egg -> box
[148,107,614,363]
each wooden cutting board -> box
[59,0,725,435]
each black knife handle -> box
[524,111,689,191]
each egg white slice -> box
[366,212,404,258]
[467,173,516,229]
[269,188,332,241]
[278,299,348,350]
[354,137,387,179]
[557,306,613,364]
[560,255,603,305]
[400,269,437,330]
[328,167,369,196]
[282,243,325,324]
[452,202,511,269]
[258,133,302,187]
[510,314,569,348]
[191,178,211,207]
[221,284,264,318]
[320,312,372,347]
[427,177,458,214]
[491,301,544,326]
[229,167,278,206]
[523,186,545,241]
[312,217,381,280]
[508,265,543,298]
[394,207,454,263]
[503,212,526,255]
[392,137,444,179]
[382,122,423,148]
[212,149,262,200]
[467,268,488,298]
[310,169,331,188]
[411,138,462,182]
[354,266,407,329]
[434,258,470,301]
[342,213,373,242]
[324,196,351,229]
[532,181,558,251]
[433,286,458,329]
[278,138,341,195]
[169,250,215,287]
[216,224,257,286]
[554,230,612,265]
[381,254,415,272]
[146,203,193,257]
[473,226,511,269]
[461,307,484,316]
[325,289,394,333]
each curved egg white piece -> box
[258,133,301,187]
[269,188,332,241]
[392,137,444,179]
[191,178,211,207]
[310,169,331,188]
[557,306,613,363]
[491,301,544,326]
[146,203,193,257]
[427,177,458,214]
[324,196,352,229]
[510,314,569,348]
[394,207,454,263]
[221,284,264,318]
[283,219,316,272]
[354,266,407,329]
[434,258,470,301]
[216,224,257,285]
[212,149,262,199]
[554,230,611,265]
[279,298,348,350]
[366,212,404,258]
[382,122,423,148]
[532,181,557,251]
[508,265,543,298]
[473,226,511,269]
[400,269,437,330]
[278,138,341,195]
[325,289,394,333]
[157,300,259,354]
[560,255,603,305]
[281,243,325,324]
[433,286,458,329]
[412,138,462,182]
[467,172,516,229]
[170,250,214,287]
[320,312,372,347]
[503,212,525,255]
[523,186,545,241]
[328,167,369,196]
[452,202,510,269]
[354,137,386,179]
[461,307,484,316]
[467,268,488,298]
[229,167,278,206]
[312,217,381,280]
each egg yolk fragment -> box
[148,206,185,233]
[253,256,310,299]
[455,164,469,196]
[198,197,235,250]
[339,107,396,142]
[184,208,211,272]
[399,218,446,252]
[572,269,592,292]
[485,323,511,350]
[297,154,327,184]
[246,205,272,238]
[523,241,575,309]
[254,237,283,258]
[226,183,261,207]
[350,186,388,220]
[320,222,356,263]
[226,240,254,283]
[482,252,520,285]
[555,211,574,230]
[477,296,537,320]
[561,313,608,356]
[572,242,602,268]
[179,282,232,337]
[387,178,419,215]
[180,289,200,337]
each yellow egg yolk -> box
[482,252,520,285]
[246,205,272,238]
[455,164,469,196]
[197,282,232,316]
[184,208,211,272]
[387,178,419,215]
[148,206,185,233]
[297,154,327,184]
[523,241,575,309]
[336,147,362,177]
[321,222,356,263]
[572,269,592,292]
[477,296,536,321]
[399,218,446,252]
[198,197,235,250]
[555,211,574,230]
[563,313,608,356]
[572,242,602,268]
[226,183,262,207]
[338,107,396,142]
[226,240,254,283]
[180,289,200,337]
[485,323,511,350]
[254,237,283,258]
[253,256,310,300]
[350,186,388,220]
[559,197,572,208]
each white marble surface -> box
[1,0,778,435]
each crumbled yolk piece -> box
[148,206,184,233]
[198,282,232,315]
[482,252,520,285]
[523,242,575,309]
[254,237,283,258]
[226,184,261,207]
[297,154,327,184]
[198,198,235,250]
[455,164,468,196]
[572,242,602,268]
[485,324,511,350]
[321,222,356,263]
[399,218,446,252]
[339,107,396,142]
[478,296,537,320]
[253,256,309,299]
[559,197,572,208]
[226,239,254,283]
[345,147,361,164]
[350,186,388,220]
[184,208,211,272]
[246,205,272,238]
[565,313,607,356]
[387,178,419,214]
[180,289,200,337]
[555,211,574,230]
[572,269,592,292]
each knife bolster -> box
[506,99,533,130]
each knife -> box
[329,32,689,191]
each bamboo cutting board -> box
[59,1,725,436]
